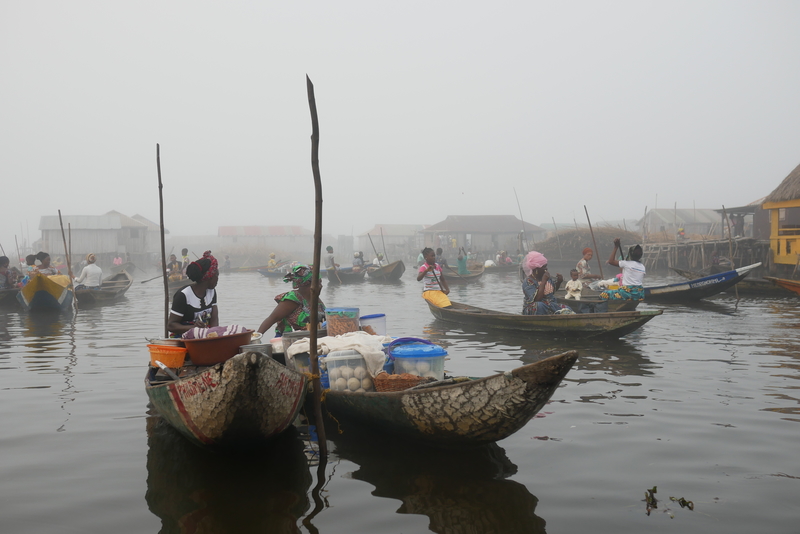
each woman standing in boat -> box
[167,251,220,336]
[257,264,326,337]
[600,239,645,301]
[522,251,574,315]
[417,247,451,307]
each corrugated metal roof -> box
[39,215,122,230]
[105,210,147,228]
[424,215,543,233]
[217,226,313,237]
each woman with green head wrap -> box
[256,264,326,337]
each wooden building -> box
[762,161,800,269]
[421,215,546,259]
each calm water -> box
[1,269,798,533]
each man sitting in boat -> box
[353,251,366,272]
[521,251,574,315]
[267,252,278,268]
[73,253,103,290]
[257,264,326,337]
[166,254,183,282]
[168,251,220,336]
[600,239,645,301]
[373,253,388,267]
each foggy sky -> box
[2,1,800,256]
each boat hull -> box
[16,273,73,312]
[645,263,761,302]
[428,301,661,339]
[327,268,367,284]
[320,351,579,447]
[75,271,133,305]
[764,277,800,297]
[367,260,406,281]
[145,352,308,448]
[443,266,484,285]
[0,288,20,308]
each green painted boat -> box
[319,350,578,448]
[427,300,661,339]
[145,351,308,448]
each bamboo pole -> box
[642,206,647,245]
[14,236,21,271]
[306,75,327,457]
[552,217,563,259]
[584,205,604,279]
[156,144,169,338]
[513,187,532,249]
[380,227,390,264]
[57,210,77,310]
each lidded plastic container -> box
[390,343,446,381]
[325,308,360,336]
[359,313,386,336]
[325,349,375,392]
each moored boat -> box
[427,300,661,339]
[443,265,484,285]
[645,262,761,302]
[318,350,579,447]
[672,267,793,297]
[16,273,74,312]
[145,351,308,448]
[367,260,406,282]
[327,267,367,284]
[75,270,133,305]
[763,276,800,297]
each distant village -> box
[21,161,800,277]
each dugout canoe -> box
[319,350,578,447]
[444,265,484,285]
[16,273,74,312]
[560,297,640,313]
[763,276,800,297]
[672,267,792,297]
[75,270,133,305]
[145,351,308,448]
[645,262,761,302]
[367,260,406,282]
[427,301,661,339]
[110,261,137,276]
[326,267,367,285]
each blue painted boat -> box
[644,262,761,302]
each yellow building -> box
[762,162,800,267]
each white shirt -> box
[618,260,646,286]
[75,264,103,287]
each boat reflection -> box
[145,416,312,534]
[330,429,546,534]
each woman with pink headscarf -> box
[521,251,574,315]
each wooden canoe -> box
[16,273,74,312]
[560,296,640,313]
[367,260,406,282]
[168,276,193,290]
[319,350,579,447]
[0,288,20,308]
[110,261,136,275]
[75,270,133,305]
[673,267,793,297]
[326,267,367,284]
[427,300,661,339]
[763,276,800,297]
[444,265,485,285]
[645,262,761,302]
[145,351,308,448]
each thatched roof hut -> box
[765,161,800,203]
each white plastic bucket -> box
[359,313,386,336]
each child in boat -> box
[521,251,574,315]
[417,247,450,307]
[563,269,582,300]
[600,239,645,301]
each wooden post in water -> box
[306,75,327,457]
[156,144,169,338]
[584,205,604,279]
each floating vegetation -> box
[644,486,694,518]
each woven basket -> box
[373,372,433,392]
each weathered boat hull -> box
[672,268,793,297]
[327,268,367,284]
[145,352,308,447]
[428,301,661,339]
[367,260,406,281]
[16,273,73,312]
[763,276,800,297]
[110,261,136,275]
[320,351,579,447]
[560,297,640,313]
[75,271,133,305]
[645,263,761,302]
[444,266,484,285]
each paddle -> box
[445,265,469,281]
[140,274,164,284]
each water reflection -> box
[331,429,546,534]
[145,417,312,534]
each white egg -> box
[355,388,366,393]
[328,367,341,382]
[348,377,361,391]
[354,366,367,379]
[341,366,354,380]
[335,377,347,391]
[416,360,431,373]
[361,377,373,390]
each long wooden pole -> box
[584,205,604,279]
[14,236,21,270]
[57,210,77,309]
[552,217,563,259]
[306,75,327,457]
[156,144,169,338]
[513,187,532,250]
[380,227,390,264]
